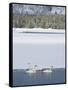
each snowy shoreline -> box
[13,28,65,34]
[13,28,65,44]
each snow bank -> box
[13,28,65,34]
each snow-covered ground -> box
[13,28,65,44]
[13,28,65,33]
[13,28,65,69]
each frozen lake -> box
[13,28,65,69]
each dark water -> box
[13,68,65,86]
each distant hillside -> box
[13,4,65,15]
[12,4,65,29]
[13,15,65,29]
